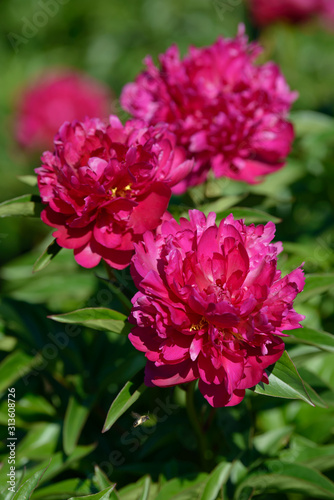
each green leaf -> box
[253,351,314,405]
[196,196,245,215]
[290,110,334,136]
[17,423,60,460]
[118,477,159,500]
[33,240,62,273]
[93,466,114,491]
[63,396,92,455]
[248,159,305,197]
[21,444,96,485]
[138,476,151,500]
[280,437,334,472]
[285,326,334,352]
[253,427,294,456]
[216,207,281,224]
[49,308,132,334]
[31,478,92,499]
[200,462,232,500]
[12,464,49,500]
[68,485,116,500]
[235,461,334,500]
[0,194,43,218]
[298,380,327,409]
[15,394,56,418]
[0,335,17,351]
[17,175,38,187]
[295,274,334,303]
[154,474,208,500]
[102,381,146,433]
[0,350,35,393]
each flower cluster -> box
[16,70,112,152]
[249,0,334,26]
[33,28,304,406]
[129,211,305,407]
[36,115,192,268]
[121,26,297,193]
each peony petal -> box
[145,359,198,387]
[128,183,171,234]
[198,379,231,408]
[74,242,102,268]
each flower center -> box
[110,184,132,198]
[190,317,207,331]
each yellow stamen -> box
[110,184,132,198]
[190,317,207,331]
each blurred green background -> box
[1,1,334,499]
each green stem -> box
[186,381,210,470]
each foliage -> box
[0,1,334,499]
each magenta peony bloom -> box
[249,0,334,26]
[16,70,112,152]
[121,26,297,194]
[129,210,305,407]
[321,0,334,24]
[249,0,320,25]
[35,116,193,269]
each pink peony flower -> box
[35,115,193,269]
[249,0,334,26]
[16,70,112,152]
[249,0,320,25]
[121,26,297,194]
[129,210,305,407]
[321,0,334,24]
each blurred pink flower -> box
[16,70,112,151]
[249,0,333,26]
[129,210,305,407]
[35,115,193,269]
[121,26,297,194]
[321,0,334,24]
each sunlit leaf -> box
[118,476,159,500]
[236,461,334,499]
[17,423,60,460]
[31,478,92,499]
[200,462,232,500]
[295,274,334,304]
[291,110,334,136]
[49,308,131,334]
[0,194,43,218]
[68,485,116,500]
[253,427,294,456]
[253,351,314,405]
[154,474,207,500]
[285,326,334,353]
[12,463,49,500]
[0,351,36,393]
[33,239,62,273]
[280,435,334,472]
[138,476,151,500]
[17,175,38,187]
[216,207,281,224]
[196,196,245,216]
[102,381,146,433]
[93,465,114,491]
